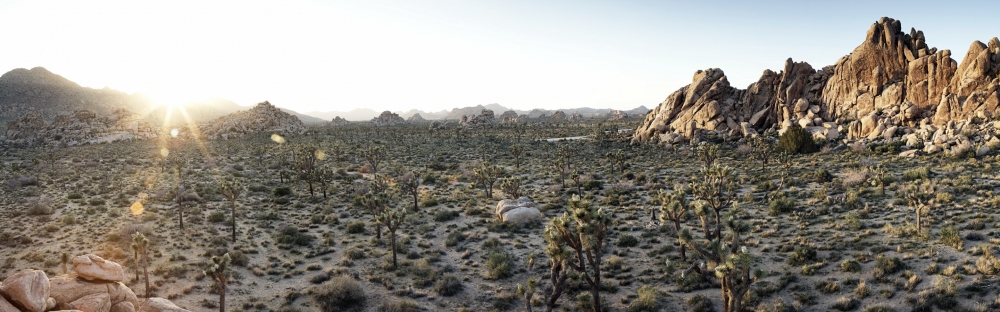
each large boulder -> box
[136,298,189,312]
[0,295,19,312]
[49,274,138,311]
[69,293,110,312]
[495,197,541,224]
[72,254,124,282]
[0,270,50,312]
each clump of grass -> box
[627,285,659,312]
[313,276,366,311]
[346,222,366,234]
[686,294,713,312]
[840,260,861,273]
[484,249,513,280]
[831,296,859,311]
[903,167,930,181]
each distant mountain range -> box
[0,67,649,127]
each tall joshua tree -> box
[658,188,689,262]
[542,221,571,312]
[218,179,244,242]
[294,146,321,197]
[509,144,525,170]
[130,233,150,298]
[375,206,407,270]
[499,176,522,199]
[473,161,505,199]
[204,253,232,312]
[605,149,627,173]
[546,195,611,312]
[396,171,421,211]
[362,146,386,177]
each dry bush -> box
[8,175,38,188]
[841,168,869,187]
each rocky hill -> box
[635,17,1000,146]
[371,111,405,126]
[198,101,306,139]
[0,67,147,123]
[3,108,156,146]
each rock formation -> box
[568,112,584,122]
[549,111,567,120]
[498,110,519,123]
[407,113,425,122]
[371,111,405,126]
[199,101,306,139]
[495,197,541,224]
[460,109,496,128]
[635,17,1000,148]
[330,116,349,125]
[606,110,629,121]
[0,255,190,312]
[3,108,156,146]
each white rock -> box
[899,150,919,157]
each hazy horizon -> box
[1,0,998,113]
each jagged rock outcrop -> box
[460,109,496,128]
[371,111,404,126]
[199,101,306,139]
[330,116,349,125]
[606,110,629,121]
[567,112,584,122]
[407,113,425,122]
[635,17,1000,144]
[3,109,156,146]
[550,111,567,120]
[498,110,519,123]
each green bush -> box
[627,285,660,312]
[346,222,366,234]
[274,186,292,197]
[939,225,963,251]
[903,167,930,181]
[787,246,817,266]
[207,211,226,223]
[420,196,439,208]
[768,198,796,216]
[840,260,861,272]
[433,210,459,222]
[275,226,314,246]
[616,234,639,248]
[778,124,818,154]
[484,249,513,280]
[313,276,366,311]
[433,274,463,296]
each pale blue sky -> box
[0,0,997,113]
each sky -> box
[0,0,998,113]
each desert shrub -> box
[686,294,713,312]
[756,180,777,192]
[273,197,290,205]
[346,222,366,234]
[903,167,930,181]
[433,210,459,222]
[445,231,465,247]
[67,193,83,200]
[768,198,795,216]
[88,198,106,206]
[627,285,659,312]
[813,168,833,183]
[616,233,639,248]
[274,186,292,197]
[939,225,963,250]
[377,299,420,312]
[874,255,904,276]
[26,203,53,216]
[831,297,859,311]
[778,125,818,154]
[275,226,314,246]
[313,276,366,311]
[420,196,439,207]
[787,246,817,266]
[840,260,861,273]
[434,274,463,296]
[207,211,225,223]
[815,280,842,294]
[8,175,38,187]
[484,249,513,280]
[583,180,603,191]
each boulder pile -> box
[0,254,190,312]
[199,101,306,139]
[498,110,519,123]
[634,17,1000,154]
[460,109,496,128]
[330,116,349,125]
[3,109,156,146]
[371,111,404,126]
[495,197,541,224]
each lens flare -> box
[160,148,169,157]
[170,128,179,138]
[271,134,285,144]
[315,150,326,160]
[130,202,145,216]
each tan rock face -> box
[330,116,349,125]
[69,293,111,312]
[49,274,138,311]
[498,110,519,123]
[72,254,125,282]
[460,109,496,128]
[634,17,1000,141]
[136,298,190,312]
[0,269,50,312]
[0,295,20,312]
[199,101,307,138]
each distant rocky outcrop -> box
[550,111,567,120]
[498,110,519,123]
[606,110,629,121]
[635,17,1000,146]
[3,108,156,146]
[0,254,191,312]
[407,113,425,122]
[460,109,496,128]
[331,116,349,125]
[568,112,584,122]
[371,111,405,126]
[444,104,508,120]
[199,101,306,139]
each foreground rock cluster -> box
[199,101,306,139]
[0,254,189,312]
[635,17,1000,155]
[3,109,156,146]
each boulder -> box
[899,150,919,157]
[136,298,189,312]
[49,274,138,311]
[0,295,19,312]
[978,145,991,157]
[495,197,541,224]
[110,302,135,312]
[69,293,110,312]
[924,144,942,154]
[72,254,124,282]
[0,270,50,312]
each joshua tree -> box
[60,252,70,274]
[516,277,538,312]
[360,187,389,240]
[689,165,738,241]
[552,159,569,188]
[294,146,322,197]
[658,188,689,262]
[776,152,793,190]
[171,184,191,230]
[130,233,150,298]
[904,181,935,233]
[545,195,611,312]
[750,136,774,171]
[473,161,505,199]
[697,144,720,167]
[605,149,627,174]
[396,171,421,211]
[542,224,571,312]
[869,164,887,195]
[315,165,335,198]
[509,144,525,170]
[362,146,386,177]
[204,253,232,312]
[218,179,244,242]
[375,206,407,270]
[499,176,522,199]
